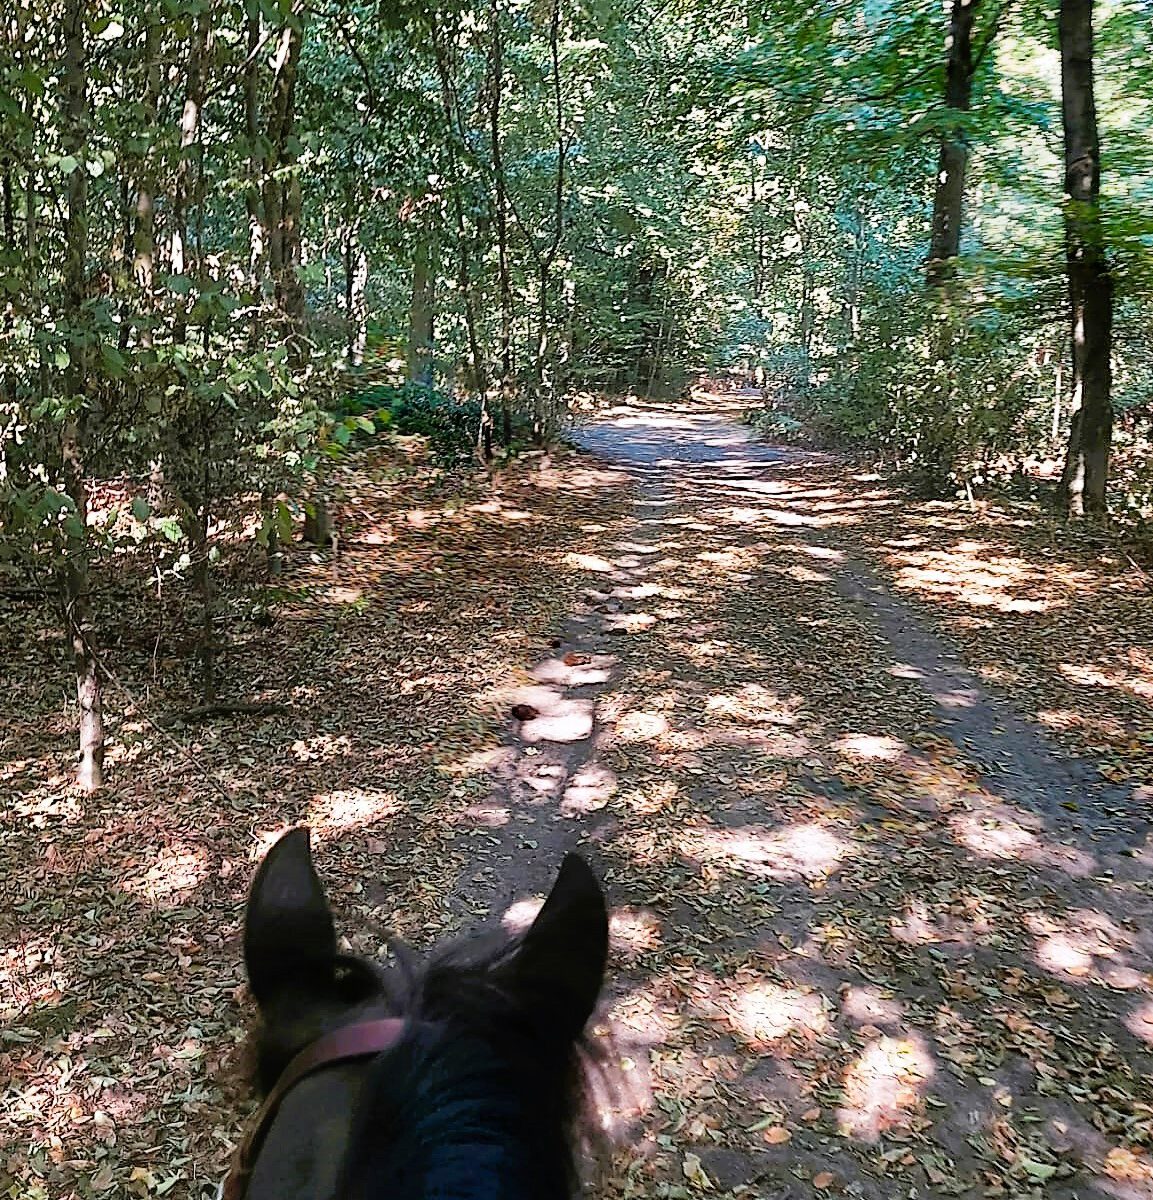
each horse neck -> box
[344,1023,576,1200]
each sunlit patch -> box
[324,586,363,604]
[291,733,353,763]
[8,787,83,823]
[308,788,402,832]
[561,763,616,817]
[525,762,566,794]
[833,734,907,761]
[840,986,904,1027]
[682,822,852,880]
[798,544,845,562]
[890,545,1063,615]
[608,983,681,1043]
[890,900,975,948]
[697,549,750,569]
[0,935,71,1019]
[1033,932,1096,978]
[1060,660,1153,702]
[603,612,658,635]
[1125,1000,1153,1045]
[720,506,766,525]
[728,983,830,1047]
[704,684,798,726]
[502,896,545,935]
[1103,1145,1153,1185]
[786,564,833,584]
[838,1035,934,1141]
[119,842,209,905]
[564,552,614,572]
[518,697,595,744]
[624,779,680,817]
[616,710,670,743]
[462,802,509,827]
[610,908,662,960]
[949,809,1097,875]
[1026,908,1135,983]
[951,811,1035,858]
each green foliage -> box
[342,380,490,463]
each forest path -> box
[451,399,1153,1199]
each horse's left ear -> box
[504,854,608,1039]
[244,827,337,1007]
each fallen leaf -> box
[682,1153,713,1190]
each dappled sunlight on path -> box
[514,402,1153,1200]
[4,408,1152,1200]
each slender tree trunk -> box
[264,18,306,344]
[407,237,436,385]
[1058,0,1113,517]
[244,11,265,287]
[60,0,103,791]
[489,0,513,444]
[429,14,493,457]
[926,0,980,287]
[2,164,13,249]
[344,216,367,365]
[133,18,161,335]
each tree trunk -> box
[344,217,367,365]
[926,0,980,287]
[407,237,436,385]
[1057,0,1113,517]
[489,0,514,444]
[264,18,306,346]
[244,11,265,287]
[171,9,210,343]
[429,14,492,457]
[60,0,103,791]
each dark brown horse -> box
[227,828,608,1200]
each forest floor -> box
[3,397,1153,1200]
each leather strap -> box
[220,1017,408,1200]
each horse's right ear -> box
[244,827,336,1007]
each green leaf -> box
[1021,1161,1057,1181]
[274,501,293,543]
[100,343,125,378]
[131,497,150,522]
[58,155,79,175]
[158,517,183,543]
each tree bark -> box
[926,0,980,287]
[60,0,103,791]
[344,215,367,365]
[489,0,514,444]
[243,11,265,287]
[407,237,436,385]
[264,17,306,345]
[429,13,492,457]
[1058,0,1113,517]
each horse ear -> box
[504,854,608,1039]
[244,827,336,1007]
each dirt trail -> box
[451,401,1153,1199]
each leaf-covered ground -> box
[4,404,1153,1200]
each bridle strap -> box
[220,1017,408,1200]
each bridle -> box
[220,1018,408,1200]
